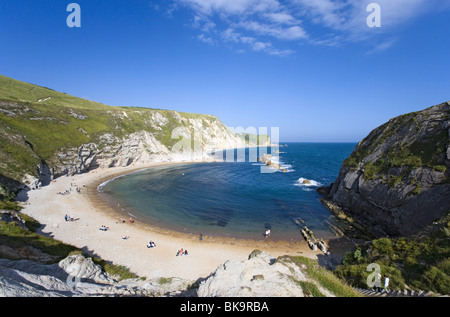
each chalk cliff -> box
[0,75,269,196]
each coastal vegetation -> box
[333,212,450,294]
[288,256,362,297]
[0,212,138,281]
[325,102,449,238]
[0,213,79,262]
[319,101,449,294]
[343,107,448,186]
[0,74,269,205]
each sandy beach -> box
[17,161,341,281]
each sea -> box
[98,142,357,241]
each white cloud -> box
[171,0,450,55]
[238,20,307,40]
[197,33,215,45]
[291,0,349,29]
[178,0,281,16]
[264,11,299,25]
[365,39,397,55]
[221,28,294,56]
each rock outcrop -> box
[0,254,194,297]
[197,250,306,297]
[197,250,338,297]
[320,102,450,237]
[0,251,344,297]
[257,154,287,172]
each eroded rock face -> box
[325,101,450,237]
[197,250,333,297]
[13,111,266,191]
[0,254,193,297]
[0,251,343,297]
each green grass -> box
[297,281,326,297]
[0,199,23,211]
[287,256,363,297]
[344,105,448,190]
[92,257,139,281]
[1,74,250,186]
[0,219,79,262]
[334,213,450,294]
[0,75,110,111]
[0,214,140,281]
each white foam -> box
[294,177,322,190]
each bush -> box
[342,247,364,265]
[0,199,22,211]
[333,264,368,289]
[334,263,405,291]
[421,267,450,294]
[334,219,450,295]
[372,238,393,255]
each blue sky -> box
[0,0,449,142]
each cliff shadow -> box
[316,236,356,270]
[0,173,29,202]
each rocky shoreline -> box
[319,102,450,237]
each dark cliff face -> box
[327,102,450,237]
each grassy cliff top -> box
[0,75,268,197]
[0,75,223,192]
[343,102,449,184]
[0,75,111,110]
[0,74,218,118]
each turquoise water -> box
[99,143,356,241]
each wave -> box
[269,161,295,173]
[280,164,294,173]
[97,168,153,191]
[294,177,322,190]
[253,159,294,172]
[98,174,127,191]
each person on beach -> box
[199,233,203,241]
[147,241,156,248]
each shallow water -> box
[99,143,356,241]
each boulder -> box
[197,250,321,297]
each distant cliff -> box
[320,102,450,237]
[0,75,269,197]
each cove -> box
[98,143,356,241]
